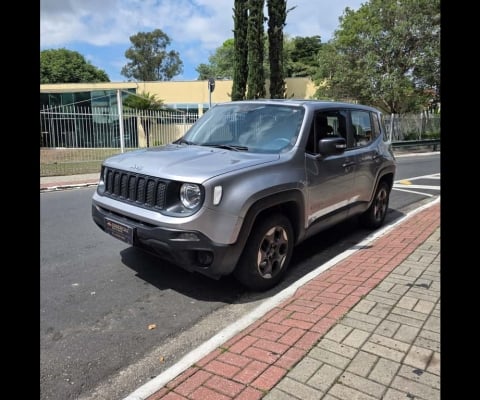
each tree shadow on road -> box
[119,208,406,304]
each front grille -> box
[103,167,167,209]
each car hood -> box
[103,144,280,183]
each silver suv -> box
[92,100,396,291]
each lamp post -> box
[208,78,215,109]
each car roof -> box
[221,99,381,113]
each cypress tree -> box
[267,0,286,98]
[246,0,266,99]
[232,0,249,101]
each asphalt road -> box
[40,152,440,400]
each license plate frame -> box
[105,218,134,244]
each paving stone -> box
[324,324,353,343]
[342,329,370,348]
[337,371,387,398]
[307,363,343,392]
[275,377,322,400]
[414,336,440,353]
[308,347,351,369]
[362,341,405,363]
[391,375,440,399]
[396,296,418,310]
[285,356,322,383]
[368,358,401,386]
[423,315,440,333]
[328,383,378,400]
[393,325,420,344]
[346,351,378,377]
[339,317,377,333]
[317,338,358,359]
[352,299,377,314]
[368,333,410,353]
[397,364,440,389]
[391,307,429,322]
[368,303,392,319]
[387,313,424,328]
[403,345,433,370]
[426,352,440,375]
[375,320,400,337]
[263,387,298,400]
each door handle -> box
[342,161,356,168]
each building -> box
[40,77,318,114]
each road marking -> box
[393,188,435,197]
[123,197,441,400]
[392,173,440,197]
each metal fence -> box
[40,105,198,177]
[384,113,440,141]
[40,106,440,177]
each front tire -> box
[360,180,390,229]
[234,213,293,291]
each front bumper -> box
[92,203,244,279]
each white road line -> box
[392,187,435,197]
[123,197,441,400]
[393,184,440,190]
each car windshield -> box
[180,103,305,153]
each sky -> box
[40,0,365,82]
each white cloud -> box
[40,0,364,80]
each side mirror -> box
[318,137,346,155]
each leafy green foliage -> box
[314,0,440,113]
[246,0,266,99]
[196,39,235,80]
[121,29,183,81]
[40,48,110,84]
[232,0,249,100]
[123,92,164,110]
[267,0,288,98]
[285,36,322,78]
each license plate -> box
[105,218,134,244]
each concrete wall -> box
[40,77,318,108]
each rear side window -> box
[351,110,379,147]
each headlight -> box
[180,183,202,209]
[97,167,106,194]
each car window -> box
[351,110,374,147]
[306,110,348,154]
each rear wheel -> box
[360,180,390,229]
[234,214,293,291]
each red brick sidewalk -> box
[146,202,440,400]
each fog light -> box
[172,232,200,241]
[196,251,213,266]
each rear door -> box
[348,108,384,207]
[305,109,357,227]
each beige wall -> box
[40,77,318,108]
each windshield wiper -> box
[202,144,249,151]
[174,138,195,145]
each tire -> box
[234,213,293,291]
[360,180,390,229]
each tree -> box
[196,39,235,80]
[123,91,165,148]
[232,0,249,100]
[121,29,183,81]
[246,0,266,99]
[123,91,164,110]
[286,36,322,77]
[267,0,287,98]
[314,0,440,113]
[40,48,109,84]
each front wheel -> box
[360,180,390,229]
[234,214,293,291]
